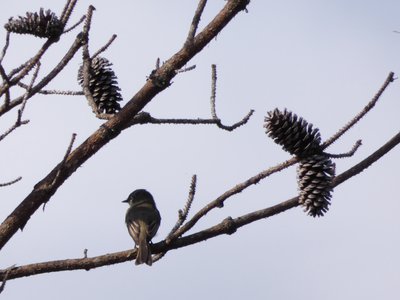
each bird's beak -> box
[122,199,129,203]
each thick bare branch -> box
[333,131,400,186]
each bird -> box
[122,189,161,266]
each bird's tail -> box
[135,224,152,266]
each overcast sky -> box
[1,1,399,299]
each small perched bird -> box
[123,189,161,266]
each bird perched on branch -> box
[123,189,161,266]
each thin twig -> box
[4,39,54,95]
[42,133,77,211]
[185,0,208,47]
[0,64,10,85]
[167,157,297,241]
[0,120,29,142]
[128,111,254,131]
[141,116,223,125]
[81,5,103,118]
[0,265,15,294]
[19,62,41,117]
[0,63,40,142]
[175,65,196,74]
[182,176,197,218]
[208,64,254,131]
[7,62,28,79]
[50,133,77,188]
[210,64,218,119]
[326,139,362,159]
[35,89,82,96]
[154,175,198,263]
[79,6,113,120]
[0,34,84,117]
[0,63,11,107]
[60,0,79,26]
[0,177,22,187]
[60,0,74,22]
[323,72,395,149]
[17,83,83,96]
[215,109,255,131]
[91,34,117,59]
[167,175,197,242]
[0,32,10,63]
[63,15,86,34]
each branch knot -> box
[222,217,237,235]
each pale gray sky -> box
[1,1,399,299]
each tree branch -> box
[0,0,252,251]
[0,177,22,188]
[63,15,85,34]
[60,0,79,26]
[0,39,55,98]
[2,129,399,281]
[0,33,83,117]
[0,62,40,142]
[91,34,117,59]
[0,265,14,294]
[322,72,395,149]
[185,0,208,47]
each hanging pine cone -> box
[4,8,63,39]
[297,154,335,217]
[264,108,322,158]
[77,57,122,114]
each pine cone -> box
[4,8,63,39]
[264,108,322,157]
[77,57,122,114]
[297,154,335,217]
